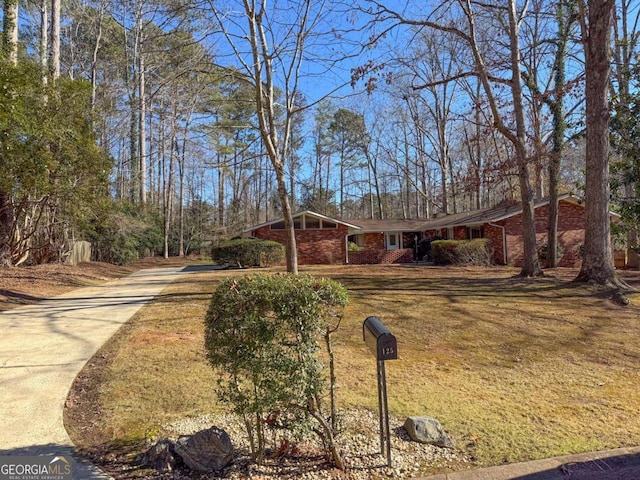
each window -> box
[468,226,483,239]
[352,234,365,247]
[305,216,321,229]
[322,220,337,229]
[271,217,338,230]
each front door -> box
[385,233,401,250]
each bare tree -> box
[543,0,574,268]
[209,0,344,273]
[402,29,462,214]
[364,0,543,276]
[519,0,580,268]
[40,0,48,81]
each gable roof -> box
[245,210,361,232]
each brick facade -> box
[453,226,467,240]
[348,232,416,265]
[252,224,349,265]
[349,248,413,264]
[484,224,506,265]
[494,200,585,267]
[363,232,384,250]
[420,199,587,267]
[249,198,589,267]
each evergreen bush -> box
[211,238,284,267]
[88,201,163,265]
[204,274,348,468]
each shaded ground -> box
[0,257,198,312]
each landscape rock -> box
[141,438,182,472]
[403,416,455,449]
[162,410,462,479]
[174,426,234,472]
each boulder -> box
[141,438,182,472]
[174,426,234,473]
[403,416,455,449]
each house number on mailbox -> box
[362,316,397,467]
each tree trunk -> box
[575,0,623,287]
[163,136,176,259]
[139,54,147,204]
[507,0,542,277]
[547,168,560,268]
[1,0,19,266]
[178,116,192,257]
[50,0,61,79]
[129,86,139,202]
[178,180,185,256]
[439,145,449,214]
[40,0,48,82]
[0,193,13,267]
[90,0,104,110]
[627,226,639,268]
[3,0,19,64]
[275,163,298,273]
[547,0,572,269]
[366,149,383,219]
[217,154,225,227]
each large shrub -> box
[211,238,284,267]
[431,239,493,266]
[87,200,163,265]
[204,274,348,467]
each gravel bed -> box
[157,409,467,479]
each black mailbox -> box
[363,316,398,361]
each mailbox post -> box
[362,316,397,467]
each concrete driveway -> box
[0,266,218,479]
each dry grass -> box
[66,263,640,472]
[323,265,640,467]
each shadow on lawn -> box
[0,289,44,304]
[339,273,597,302]
[335,269,640,365]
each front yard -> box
[64,264,640,477]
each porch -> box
[346,231,417,264]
